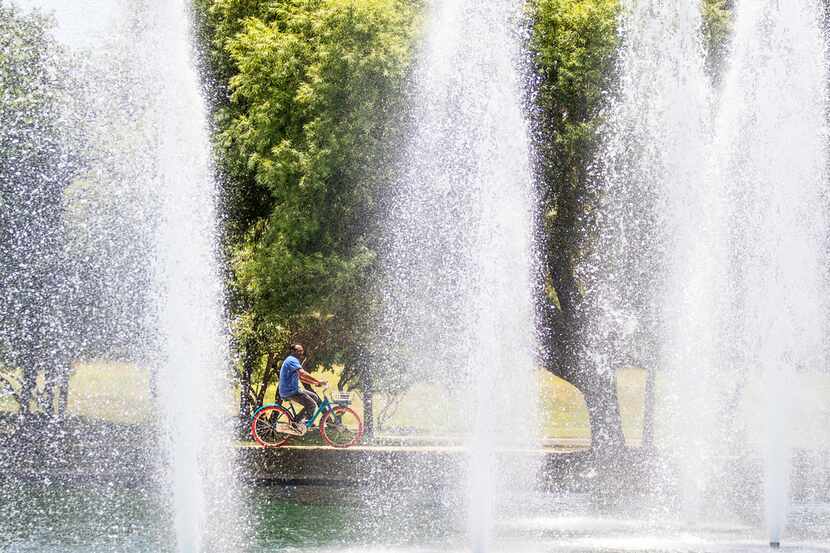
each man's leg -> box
[289,391,318,424]
[304,387,321,405]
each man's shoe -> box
[290,421,308,436]
[276,422,303,436]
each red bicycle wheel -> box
[251,405,294,448]
[320,405,363,448]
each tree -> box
[197,0,419,430]
[530,0,625,452]
[530,0,733,452]
[701,0,733,84]
[0,2,85,417]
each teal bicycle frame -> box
[251,395,336,429]
[250,388,361,448]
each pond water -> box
[2,481,829,553]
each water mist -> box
[8,1,242,551]
[586,1,720,520]
[378,0,540,549]
[592,0,829,545]
[715,0,829,544]
[143,2,240,551]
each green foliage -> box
[529,0,619,317]
[530,0,618,229]
[701,0,733,81]
[0,3,69,344]
[201,0,419,386]
[198,0,734,413]
[0,3,65,171]
[529,0,733,337]
[0,2,85,413]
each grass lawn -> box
[67,361,155,424]
[1,361,646,441]
[242,367,615,439]
[0,362,154,424]
[360,368,646,442]
[3,361,827,448]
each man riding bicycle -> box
[278,343,327,434]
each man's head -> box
[290,343,305,358]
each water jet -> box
[2,0,829,551]
[376,0,539,548]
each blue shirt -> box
[279,355,302,398]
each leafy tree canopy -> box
[197,0,733,440]
[199,0,420,393]
[0,1,84,413]
[529,0,732,449]
[529,0,620,357]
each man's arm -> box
[299,369,326,387]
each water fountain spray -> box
[144,2,241,551]
[587,0,721,520]
[8,1,243,550]
[715,0,829,546]
[591,0,829,546]
[379,0,540,548]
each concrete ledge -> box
[236,444,617,489]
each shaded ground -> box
[0,414,155,485]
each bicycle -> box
[250,385,364,448]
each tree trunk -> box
[19,367,37,415]
[641,366,656,448]
[580,374,627,454]
[543,354,627,453]
[361,370,374,441]
[239,345,257,420]
[543,260,627,453]
[255,352,277,406]
[48,360,71,418]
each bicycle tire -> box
[320,405,363,448]
[251,405,294,447]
